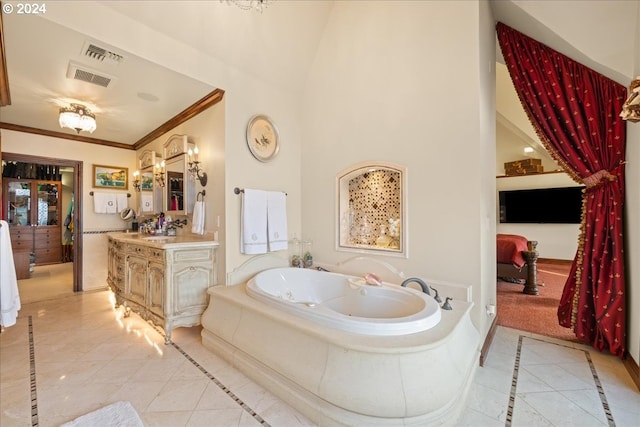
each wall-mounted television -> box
[499,186,584,224]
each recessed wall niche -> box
[336,162,407,257]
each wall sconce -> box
[620,76,640,123]
[154,160,166,187]
[188,146,208,187]
[132,170,141,192]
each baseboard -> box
[623,352,640,391]
[479,315,499,367]
[537,258,573,265]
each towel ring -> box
[197,190,206,201]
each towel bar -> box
[90,191,131,197]
[234,187,286,196]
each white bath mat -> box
[60,401,144,427]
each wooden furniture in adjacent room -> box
[4,178,62,267]
[496,233,540,295]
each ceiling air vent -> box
[66,61,116,88]
[82,41,125,65]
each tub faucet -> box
[401,277,431,296]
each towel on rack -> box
[267,191,288,251]
[116,193,128,211]
[192,201,205,235]
[241,189,268,254]
[93,192,117,214]
[0,220,21,327]
[141,194,154,213]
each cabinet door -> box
[171,263,213,315]
[6,180,32,226]
[148,261,165,317]
[35,182,60,226]
[126,255,147,306]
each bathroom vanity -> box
[107,233,219,343]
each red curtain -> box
[496,22,627,357]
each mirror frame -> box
[163,134,195,216]
[138,150,162,215]
[335,161,408,258]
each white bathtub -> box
[246,267,441,336]
[201,257,480,426]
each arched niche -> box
[336,162,407,257]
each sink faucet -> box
[401,277,431,295]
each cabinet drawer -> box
[35,227,60,238]
[10,227,33,236]
[148,248,165,263]
[171,248,214,263]
[35,235,61,249]
[10,239,34,250]
[127,244,148,257]
[10,229,34,243]
[35,247,61,264]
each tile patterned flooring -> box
[1,274,639,426]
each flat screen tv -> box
[499,186,584,224]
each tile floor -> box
[1,285,639,426]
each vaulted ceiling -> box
[0,1,638,149]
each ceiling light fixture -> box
[222,0,271,13]
[59,103,97,133]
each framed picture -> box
[140,171,154,191]
[246,114,279,162]
[93,164,128,189]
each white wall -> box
[301,1,495,335]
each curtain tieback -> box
[582,169,616,189]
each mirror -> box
[336,162,407,258]
[138,150,163,215]
[163,135,196,216]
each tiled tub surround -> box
[201,258,480,426]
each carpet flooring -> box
[497,261,578,342]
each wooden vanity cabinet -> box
[107,234,217,343]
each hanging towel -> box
[93,192,117,214]
[267,191,288,252]
[116,193,129,212]
[0,220,21,327]
[191,201,205,235]
[240,189,268,254]
[141,194,154,213]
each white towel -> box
[116,193,129,211]
[93,192,117,214]
[141,194,154,213]
[240,189,268,254]
[191,201,205,235]
[267,191,288,251]
[0,220,21,327]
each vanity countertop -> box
[110,232,219,249]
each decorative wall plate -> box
[246,115,279,162]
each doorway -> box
[2,152,83,295]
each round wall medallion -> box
[246,114,279,162]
